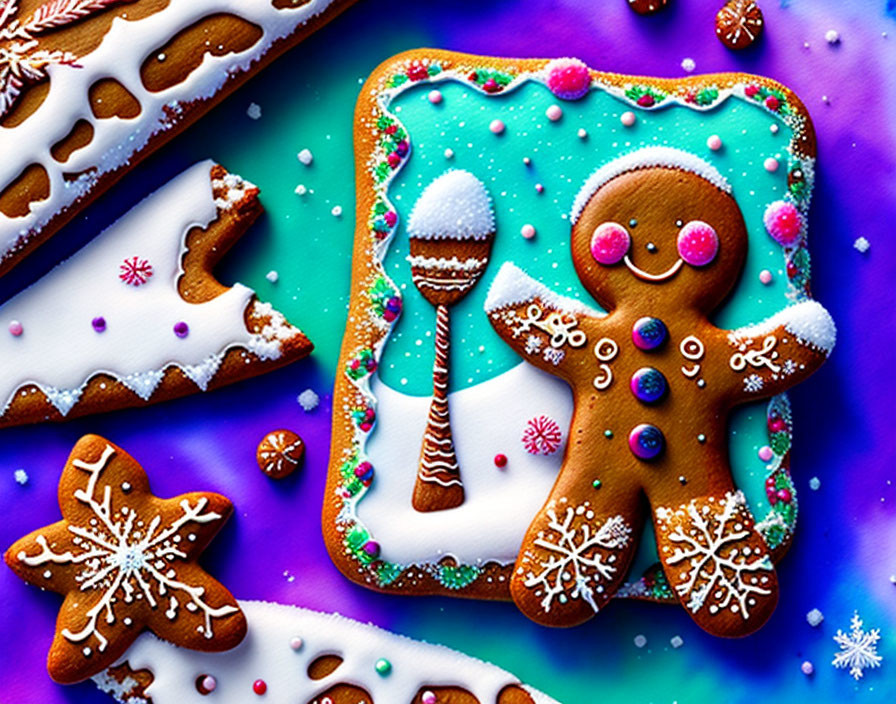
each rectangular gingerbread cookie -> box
[323,49,830,632]
[0,0,356,277]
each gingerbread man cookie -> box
[485,147,835,636]
[4,434,246,683]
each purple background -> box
[2,1,895,702]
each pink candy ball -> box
[759,269,773,285]
[706,134,722,151]
[421,692,438,704]
[200,676,217,693]
[591,222,631,265]
[428,90,442,104]
[764,157,779,172]
[545,58,591,100]
[763,200,803,246]
[520,224,536,239]
[489,119,505,134]
[620,111,636,127]
[8,320,23,336]
[545,104,563,121]
[676,221,719,267]
[758,445,774,462]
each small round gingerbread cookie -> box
[627,0,668,14]
[716,0,764,50]
[257,429,305,479]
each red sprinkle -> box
[253,679,267,695]
[494,454,508,468]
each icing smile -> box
[623,255,683,282]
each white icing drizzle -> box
[99,600,561,704]
[406,254,488,271]
[570,146,732,225]
[407,170,495,240]
[0,0,338,261]
[0,160,300,417]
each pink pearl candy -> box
[764,157,779,172]
[591,222,631,265]
[428,90,442,104]
[620,111,636,127]
[421,692,437,704]
[520,224,536,239]
[200,675,217,693]
[759,269,773,285]
[758,445,774,462]
[8,320,23,336]
[545,104,563,121]
[676,221,719,267]
[706,134,722,151]
[763,200,803,246]
[489,119,505,135]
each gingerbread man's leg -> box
[652,487,778,637]
[510,444,644,627]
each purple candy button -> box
[629,423,665,460]
[173,321,189,338]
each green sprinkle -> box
[697,434,707,443]
[375,658,392,675]
[592,479,602,489]
[604,430,613,438]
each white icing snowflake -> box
[17,445,239,654]
[524,334,543,355]
[543,347,565,366]
[1,0,126,119]
[656,491,773,620]
[523,505,631,613]
[782,358,797,376]
[832,611,882,680]
[744,374,764,393]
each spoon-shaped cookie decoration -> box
[406,170,495,512]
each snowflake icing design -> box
[521,415,563,456]
[0,0,126,119]
[656,491,774,619]
[524,334,543,355]
[523,503,631,613]
[16,445,239,655]
[119,255,153,286]
[744,373,764,393]
[543,347,565,366]
[832,611,883,680]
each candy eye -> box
[676,220,719,267]
[590,222,631,265]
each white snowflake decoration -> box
[744,373,764,393]
[0,0,126,119]
[542,347,565,366]
[17,445,239,655]
[832,611,882,680]
[524,334,543,355]
[523,504,631,613]
[656,491,773,620]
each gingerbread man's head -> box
[570,147,748,313]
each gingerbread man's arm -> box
[720,300,836,403]
[484,262,606,380]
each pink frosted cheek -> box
[590,223,631,265]
[677,221,719,267]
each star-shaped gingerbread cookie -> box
[4,434,246,684]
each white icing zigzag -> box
[570,146,732,225]
[0,0,340,263]
[94,600,562,704]
[408,170,495,240]
[0,160,304,419]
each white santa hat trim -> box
[570,146,732,225]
